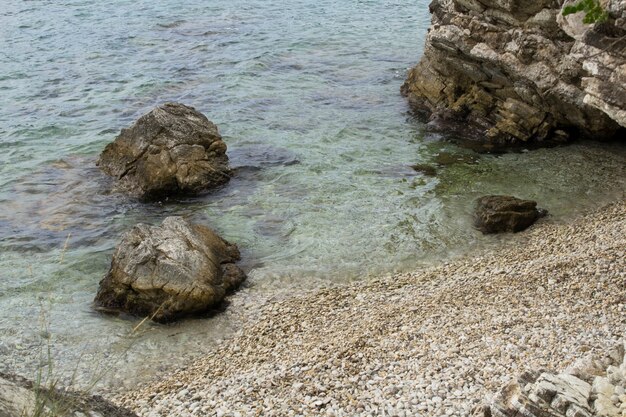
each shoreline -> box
[115,200,626,416]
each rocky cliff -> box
[401,0,626,147]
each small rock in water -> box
[473,195,547,234]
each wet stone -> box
[98,103,232,200]
[474,195,547,234]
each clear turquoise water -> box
[1,0,625,390]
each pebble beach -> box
[116,201,626,417]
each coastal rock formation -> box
[474,195,546,233]
[401,0,626,146]
[475,342,626,416]
[94,217,246,322]
[0,372,136,417]
[98,103,231,200]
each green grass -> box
[562,0,608,24]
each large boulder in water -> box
[94,217,246,322]
[97,103,231,200]
[474,195,546,234]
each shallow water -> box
[1,0,625,390]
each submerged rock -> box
[433,151,479,166]
[98,103,231,200]
[401,0,626,146]
[474,195,546,233]
[0,372,136,417]
[94,217,246,322]
[410,163,438,176]
[228,145,300,171]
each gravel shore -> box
[116,201,625,417]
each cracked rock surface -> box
[98,102,231,200]
[94,217,246,323]
[401,0,626,147]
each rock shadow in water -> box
[0,156,203,253]
[0,157,125,252]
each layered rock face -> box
[401,0,626,146]
[98,103,231,200]
[476,342,626,417]
[94,217,246,322]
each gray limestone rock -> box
[476,342,626,417]
[98,103,231,200]
[94,217,246,322]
